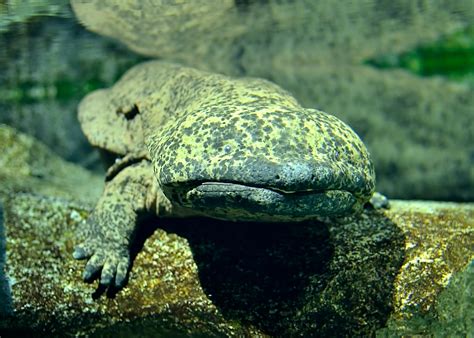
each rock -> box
[379,259,474,337]
[0,200,12,317]
[0,193,263,336]
[0,124,102,203]
[378,201,474,336]
[0,191,472,336]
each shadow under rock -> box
[139,210,406,336]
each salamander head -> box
[149,106,375,222]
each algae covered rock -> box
[0,193,264,336]
[378,201,474,336]
[1,190,472,336]
[0,124,102,203]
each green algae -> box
[366,25,474,83]
[434,259,474,336]
[0,62,145,104]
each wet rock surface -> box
[0,200,12,318]
[379,201,474,336]
[0,193,263,336]
[0,192,472,336]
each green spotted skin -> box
[76,61,375,288]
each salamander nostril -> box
[275,174,280,180]
[123,104,140,120]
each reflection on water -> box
[0,1,144,170]
[0,0,71,33]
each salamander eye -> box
[223,144,232,154]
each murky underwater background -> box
[0,0,473,336]
[0,0,473,203]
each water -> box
[1,0,473,200]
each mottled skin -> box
[74,61,375,288]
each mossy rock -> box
[0,124,102,203]
[1,191,472,336]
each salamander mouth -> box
[165,181,359,221]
